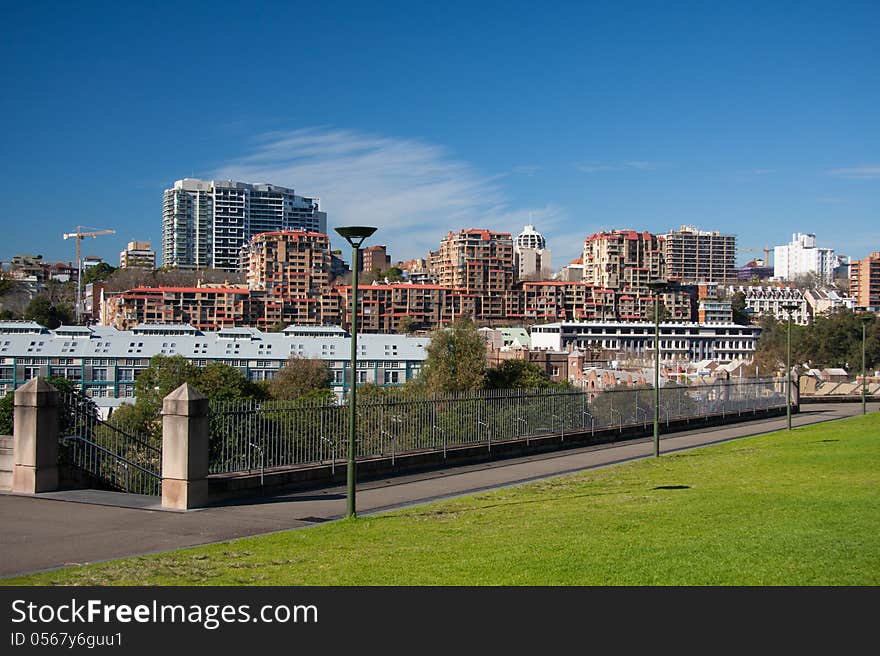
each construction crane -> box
[63,226,115,323]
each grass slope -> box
[6,414,880,586]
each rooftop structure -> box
[514,224,552,281]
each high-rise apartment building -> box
[244,230,331,328]
[119,241,156,269]
[850,252,880,309]
[773,233,836,282]
[582,230,664,292]
[514,224,552,280]
[662,225,736,283]
[162,178,327,271]
[430,229,515,319]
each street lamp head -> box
[335,226,377,248]
[780,303,800,313]
[646,280,669,292]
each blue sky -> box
[1,1,878,269]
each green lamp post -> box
[859,313,873,415]
[780,303,800,431]
[647,280,669,457]
[335,226,377,518]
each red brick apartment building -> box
[430,229,516,321]
[102,286,250,330]
[335,283,477,333]
[245,230,331,328]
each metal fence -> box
[209,378,787,475]
[58,392,161,496]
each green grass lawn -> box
[6,413,880,585]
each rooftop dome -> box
[515,224,546,250]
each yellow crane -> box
[62,226,116,323]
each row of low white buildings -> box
[724,284,855,326]
[1,318,772,408]
[531,321,760,364]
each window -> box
[385,370,400,384]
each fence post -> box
[161,383,209,510]
[12,378,59,494]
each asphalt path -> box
[0,401,876,578]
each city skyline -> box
[1,2,878,267]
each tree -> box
[382,266,405,282]
[133,355,201,424]
[789,272,822,292]
[196,362,267,402]
[24,296,73,328]
[268,356,333,401]
[397,315,415,334]
[421,317,487,393]
[731,291,751,325]
[81,262,116,286]
[650,298,671,322]
[485,360,551,389]
[0,392,12,434]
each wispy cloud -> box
[213,127,576,261]
[826,165,880,180]
[575,161,663,173]
[512,165,540,177]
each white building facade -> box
[725,285,810,325]
[162,178,328,271]
[0,322,427,406]
[530,321,760,364]
[773,233,836,283]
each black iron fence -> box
[58,392,161,496]
[209,378,787,475]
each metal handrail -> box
[61,434,160,480]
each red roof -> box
[119,286,249,294]
[250,230,328,240]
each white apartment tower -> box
[773,233,836,283]
[162,178,328,270]
[514,224,552,280]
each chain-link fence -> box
[209,378,786,475]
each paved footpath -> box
[1,402,876,578]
